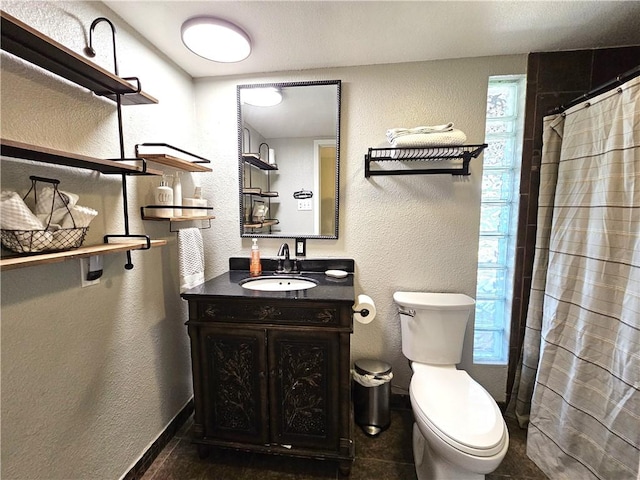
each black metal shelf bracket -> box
[86,17,151,270]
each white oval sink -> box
[240,276,318,292]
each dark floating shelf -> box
[134,143,212,172]
[1,10,158,105]
[1,138,162,175]
[242,153,278,170]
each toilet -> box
[393,291,509,480]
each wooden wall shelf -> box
[135,153,211,172]
[141,207,215,222]
[244,219,279,229]
[242,153,278,170]
[1,138,162,175]
[1,11,158,105]
[0,239,167,271]
[135,143,212,172]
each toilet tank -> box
[393,292,475,365]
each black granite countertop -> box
[180,258,355,303]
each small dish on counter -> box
[325,269,348,279]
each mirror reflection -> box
[237,80,341,239]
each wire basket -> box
[1,176,89,254]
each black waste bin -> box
[353,359,392,436]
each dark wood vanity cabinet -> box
[185,296,354,473]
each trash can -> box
[352,359,393,436]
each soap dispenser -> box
[250,238,262,277]
[155,175,173,218]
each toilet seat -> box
[410,364,506,458]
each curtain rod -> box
[548,64,640,115]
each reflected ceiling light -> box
[181,16,251,63]
[242,87,283,107]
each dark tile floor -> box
[142,408,548,480]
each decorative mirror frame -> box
[237,79,341,239]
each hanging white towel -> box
[178,228,205,293]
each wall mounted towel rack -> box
[364,144,487,177]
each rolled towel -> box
[60,205,98,229]
[0,191,44,230]
[37,207,70,227]
[386,123,454,143]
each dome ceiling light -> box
[181,16,251,63]
[241,87,283,107]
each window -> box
[474,76,525,364]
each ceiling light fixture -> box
[242,87,283,107]
[181,16,251,63]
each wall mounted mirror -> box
[237,80,341,239]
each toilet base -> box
[413,423,485,480]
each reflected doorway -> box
[314,140,337,236]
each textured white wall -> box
[195,54,526,402]
[1,1,526,478]
[1,2,198,479]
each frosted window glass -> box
[481,170,514,202]
[473,330,503,360]
[476,268,506,297]
[483,137,515,168]
[487,83,518,118]
[478,237,507,266]
[486,119,514,135]
[475,75,524,365]
[475,299,505,329]
[480,203,511,234]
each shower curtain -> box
[512,74,640,479]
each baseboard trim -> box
[122,398,194,480]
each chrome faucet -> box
[276,243,292,274]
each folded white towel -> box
[0,191,44,230]
[178,228,205,293]
[386,123,454,143]
[60,205,98,229]
[391,130,467,148]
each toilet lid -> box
[410,366,506,457]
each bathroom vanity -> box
[180,258,355,474]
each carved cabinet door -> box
[268,330,339,450]
[201,326,269,444]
